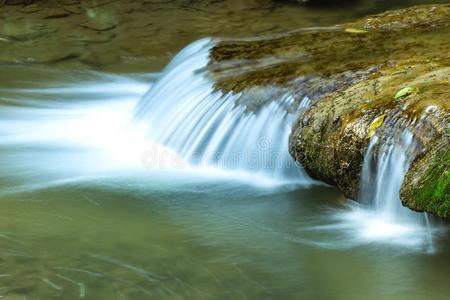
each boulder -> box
[209,4,450,217]
[290,63,449,210]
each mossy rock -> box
[209,4,450,94]
[401,138,450,218]
[208,4,450,217]
[289,62,449,212]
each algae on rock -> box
[290,63,450,209]
[209,4,450,218]
[401,138,450,219]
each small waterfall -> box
[361,129,423,223]
[134,38,310,181]
[359,127,436,251]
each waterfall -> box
[358,127,436,251]
[360,129,424,223]
[134,38,310,182]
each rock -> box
[401,138,450,218]
[81,21,117,32]
[347,4,450,31]
[2,0,35,5]
[209,4,450,93]
[295,0,358,6]
[143,0,173,4]
[209,4,450,217]
[63,5,84,15]
[39,8,70,19]
[290,63,449,203]
[2,26,57,41]
[79,49,120,67]
[80,32,115,43]
[18,4,41,14]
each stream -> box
[1,1,450,299]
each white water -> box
[361,130,422,222]
[0,71,154,193]
[0,37,312,192]
[346,128,436,251]
[134,38,310,182]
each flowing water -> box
[361,129,422,222]
[0,46,449,300]
[134,38,309,181]
[1,1,450,299]
[348,128,437,251]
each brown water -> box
[1,1,450,299]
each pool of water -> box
[1,175,450,299]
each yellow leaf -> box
[367,114,386,138]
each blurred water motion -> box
[0,64,448,300]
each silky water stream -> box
[0,39,449,299]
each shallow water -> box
[1,176,450,299]
[1,1,450,299]
[1,0,450,71]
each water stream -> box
[0,2,450,297]
[343,128,438,251]
[134,38,310,182]
[361,129,422,222]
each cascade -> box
[358,127,436,250]
[134,38,310,181]
[361,129,424,223]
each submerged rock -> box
[210,4,450,217]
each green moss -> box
[292,61,450,205]
[409,146,450,218]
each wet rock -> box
[2,26,57,41]
[40,8,71,19]
[347,4,450,31]
[290,63,449,205]
[79,49,120,67]
[80,32,115,43]
[63,5,84,15]
[18,4,41,14]
[0,37,82,64]
[210,5,450,93]
[210,4,450,217]
[81,21,117,32]
[2,0,35,5]
[401,137,450,218]
[295,0,359,6]
[143,0,173,4]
